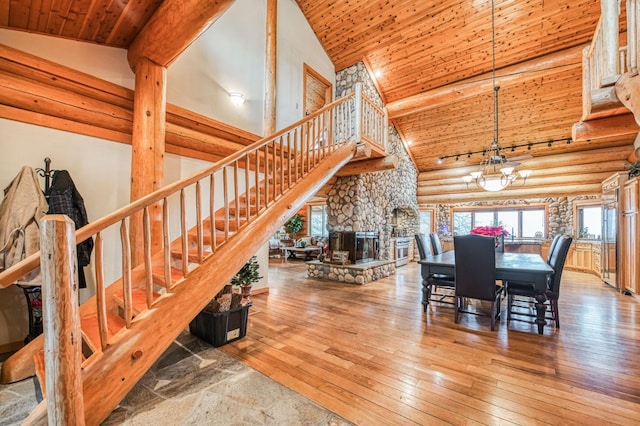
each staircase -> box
[0,83,387,424]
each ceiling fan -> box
[486,141,532,167]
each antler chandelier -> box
[463,0,532,192]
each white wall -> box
[0,0,333,347]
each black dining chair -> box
[546,234,562,263]
[506,235,572,328]
[453,234,503,331]
[429,232,444,255]
[415,233,455,310]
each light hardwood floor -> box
[220,259,640,425]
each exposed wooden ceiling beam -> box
[418,183,603,204]
[127,0,236,70]
[387,45,584,119]
[572,113,640,141]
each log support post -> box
[130,57,167,264]
[41,214,85,425]
[264,0,277,136]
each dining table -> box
[419,251,554,334]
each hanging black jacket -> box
[47,170,93,288]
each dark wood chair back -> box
[547,236,573,298]
[547,234,562,263]
[454,235,497,301]
[429,232,444,255]
[414,233,432,259]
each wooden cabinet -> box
[623,178,637,214]
[592,244,601,276]
[621,178,638,294]
[564,241,601,275]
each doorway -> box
[303,63,332,116]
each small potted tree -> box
[231,255,262,303]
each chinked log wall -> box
[0,43,259,164]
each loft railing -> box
[0,82,387,422]
[581,0,640,118]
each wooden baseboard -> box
[252,287,269,295]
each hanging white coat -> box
[0,166,49,285]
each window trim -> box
[308,203,328,237]
[450,203,549,238]
[418,207,436,234]
[573,198,602,240]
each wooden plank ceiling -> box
[1,0,637,201]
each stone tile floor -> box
[0,331,353,425]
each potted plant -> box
[231,255,262,302]
[285,213,303,236]
[626,161,640,178]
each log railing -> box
[627,0,640,73]
[582,0,640,118]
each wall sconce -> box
[229,92,245,106]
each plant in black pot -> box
[231,255,262,303]
[190,257,261,347]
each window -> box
[575,202,602,240]
[419,209,435,235]
[309,205,328,237]
[452,205,547,238]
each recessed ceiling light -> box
[229,92,245,105]
[375,70,382,78]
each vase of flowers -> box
[470,225,510,252]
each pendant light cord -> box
[492,0,499,151]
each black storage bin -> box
[189,304,250,347]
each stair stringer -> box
[23,141,356,426]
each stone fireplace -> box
[325,62,419,262]
[329,231,379,264]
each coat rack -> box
[18,158,56,343]
[35,156,54,197]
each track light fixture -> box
[435,137,576,165]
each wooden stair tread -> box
[113,287,162,312]
[151,266,185,287]
[170,248,213,263]
[81,312,127,351]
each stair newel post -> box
[40,214,85,425]
[354,82,363,143]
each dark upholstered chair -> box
[546,234,562,263]
[429,232,444,255]
[453,235,503,330]
[506,235,572,328]
[415,233,455,310]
